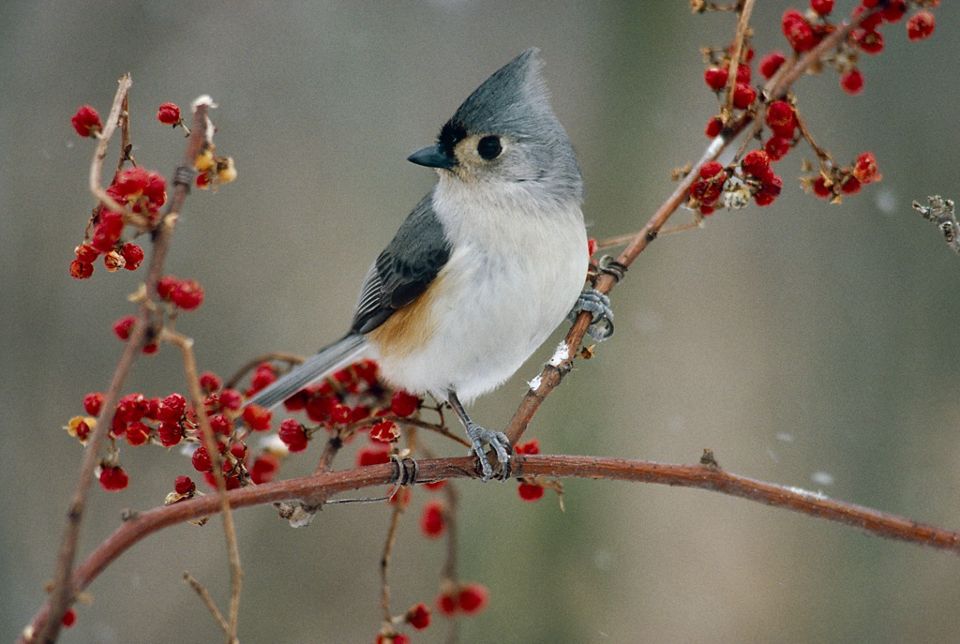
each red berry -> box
[735,64,751,84]
[907,11,935,42]
[420,501,446,538]
[156,102,181,125]
[329,403,352,425]
[370,420,400,443]
[406,603,431,630]
[376,635,410,644]
[279,418,309,452]
[518,482,545,501]
[158,421,183,447]
[111,167,149,200]
[199,371,222,393]
[765,100,796,138]
[209,413,233,436]
[156,274,178,300]
[242,404,272,431]
[112,315,137,341]
[514,439,540,455]
[158,393,187,422]
[61,608,77,628]
[71,105,102,137]
[811,0,833,16]
[171,279,204,310]
[732,83,756,109]
[840,68,864,95]
[357,445,390,466]
[754,174,783,207]
[458,584,488,615]
[699,161,724,179]
[142,342,159,355]
[812,176,833,198]
[853,5,883,31]
[83,392,104,416]
[69,259,94,280]
[74,243,99,263]
[782,10,817,52]
[390,391,421,417]
[855,28,884,55]
[174,475,196,495]
[91,211,124,252]
[703,67,728,91]
[764,136,792,161]
[704,116,723,138]
[99,465,129,491]
[250,453,280,484]
[882,0,907,23]
[248,366,277,395]
[229,442,247,460]
[437,592,458,616]
[305,393,335,422]
[120,243,144,270]
[192,446,213,472]
[220,388,244,411]
[759,51,786,79]
[741,150,772,178]
[840,175,861,194]
[125,421,151,446]
[853,151,880,184]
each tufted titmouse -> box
[248,49,611,479]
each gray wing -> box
[350,193,451,334]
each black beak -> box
[407,144,456,170]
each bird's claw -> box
[466,422,512,481]
[571,288,614,341]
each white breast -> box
[372,177,588,404]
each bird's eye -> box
[477,135,502,160]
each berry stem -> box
[162,328,243,643]
[722,0,756,120]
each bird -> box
[247,48,611,480]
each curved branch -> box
[505,14,861,445]
[21,452,960,641]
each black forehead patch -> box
[438,120,467,157]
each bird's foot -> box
[571,287,614,341]
[465,422,512,481]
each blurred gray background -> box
[2,1,959,642]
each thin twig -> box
[224,352,305,390]
[21,450,960,640]
[793,103,830,164]
[33,88,210,644]
[722,0,756,120]
[183,572,230,635]
[313,430,344,475]
[379,504,405,623]
[163,329,242,644]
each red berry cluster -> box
[71,368,285,493]
[156,274,205,310]
[778,1,940,97]
[436,583,489,617]
[807,151,881,201]
[68,105,170,279]
[691,0,926,216]
[272,359,419,464]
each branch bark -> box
[21,451,960,641]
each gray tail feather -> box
[246,334,369,410]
